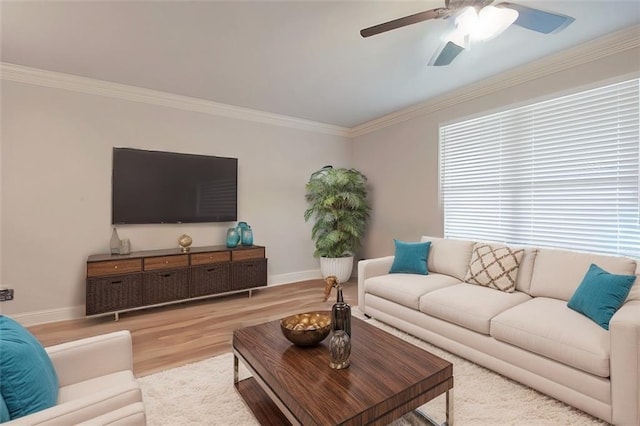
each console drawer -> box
[142,268,189,305]
[190,263,231,297]
[191,251,230,266]
[87,259,142,277]
[231,259,267,290]
[86,274,142,315]
[232,248,265,262]
[144,255,189,271]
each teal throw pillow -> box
[567,264,637,330]
[389,240,431,275]
[0,315,59,419]
[0,393,9,423]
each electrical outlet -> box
[0,288,14,301]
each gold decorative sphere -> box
[178,234,193,252]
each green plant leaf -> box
[304,166,371,258]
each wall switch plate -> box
[0,288,14,301]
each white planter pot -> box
[320,256,354,283]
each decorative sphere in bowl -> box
[280,311,331,347]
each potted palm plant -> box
[304,165,371,282]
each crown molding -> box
[0,63,351,138]
[2,25,638,139]
[349,25,640,138]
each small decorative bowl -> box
[280,311,331,347]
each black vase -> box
[332,287,351,337]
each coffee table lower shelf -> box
[235,376,291,425]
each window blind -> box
[440,78,640,258]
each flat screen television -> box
[112,148,237,224]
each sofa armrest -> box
[4,382,143,426]
[46,330,134,387]
[610,300,640,426]
[357,256,394,313]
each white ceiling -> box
[1,0,639,128]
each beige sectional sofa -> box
[358,236,640,425]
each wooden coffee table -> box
[233,315,453,425]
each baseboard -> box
[13,305,85,327]
[13,271,325,326]
[268,270,322,286]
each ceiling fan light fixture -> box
[454,7,478,34]
[448,31,469,49]
[360,0,574,67]
[449,7,477,48]
[473,6,519,41]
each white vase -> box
[320,256,354,283]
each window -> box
[440,78,640,258]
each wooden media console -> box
[86,245,267,319]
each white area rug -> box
[139,316,606,425]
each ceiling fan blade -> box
[360,8,447,38]
[497,2,575,34]
[428,41,465,66]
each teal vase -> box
[226,228,240,248]
[241,227,253,246]
[236,222,250,245]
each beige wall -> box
[2,40,638,325]
[0,80,350,323]
[352,47,640,260]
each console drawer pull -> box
[161,273,172,278]
[111,280,122,285]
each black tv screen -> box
[112,148,237,224]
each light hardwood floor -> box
[27,280,358,377]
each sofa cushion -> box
[625,262,640,301]
[365,273,460,310]
[529,248,636,301]
[567,263,636,330]
[464,243,524,292]
[389,240,431,275]
[514,247,538,294]
[491,297,610,377]
[419,283,531,334]
[420,236,475,281]
[0,315,59,419]
[76,402,146,426]
[632,274,640,301]
[57,371,136,403]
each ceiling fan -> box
[360,0,575,66]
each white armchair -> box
[6,330,146,425]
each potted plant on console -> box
[304,165,371,283]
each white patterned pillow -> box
[465,243,524,292]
